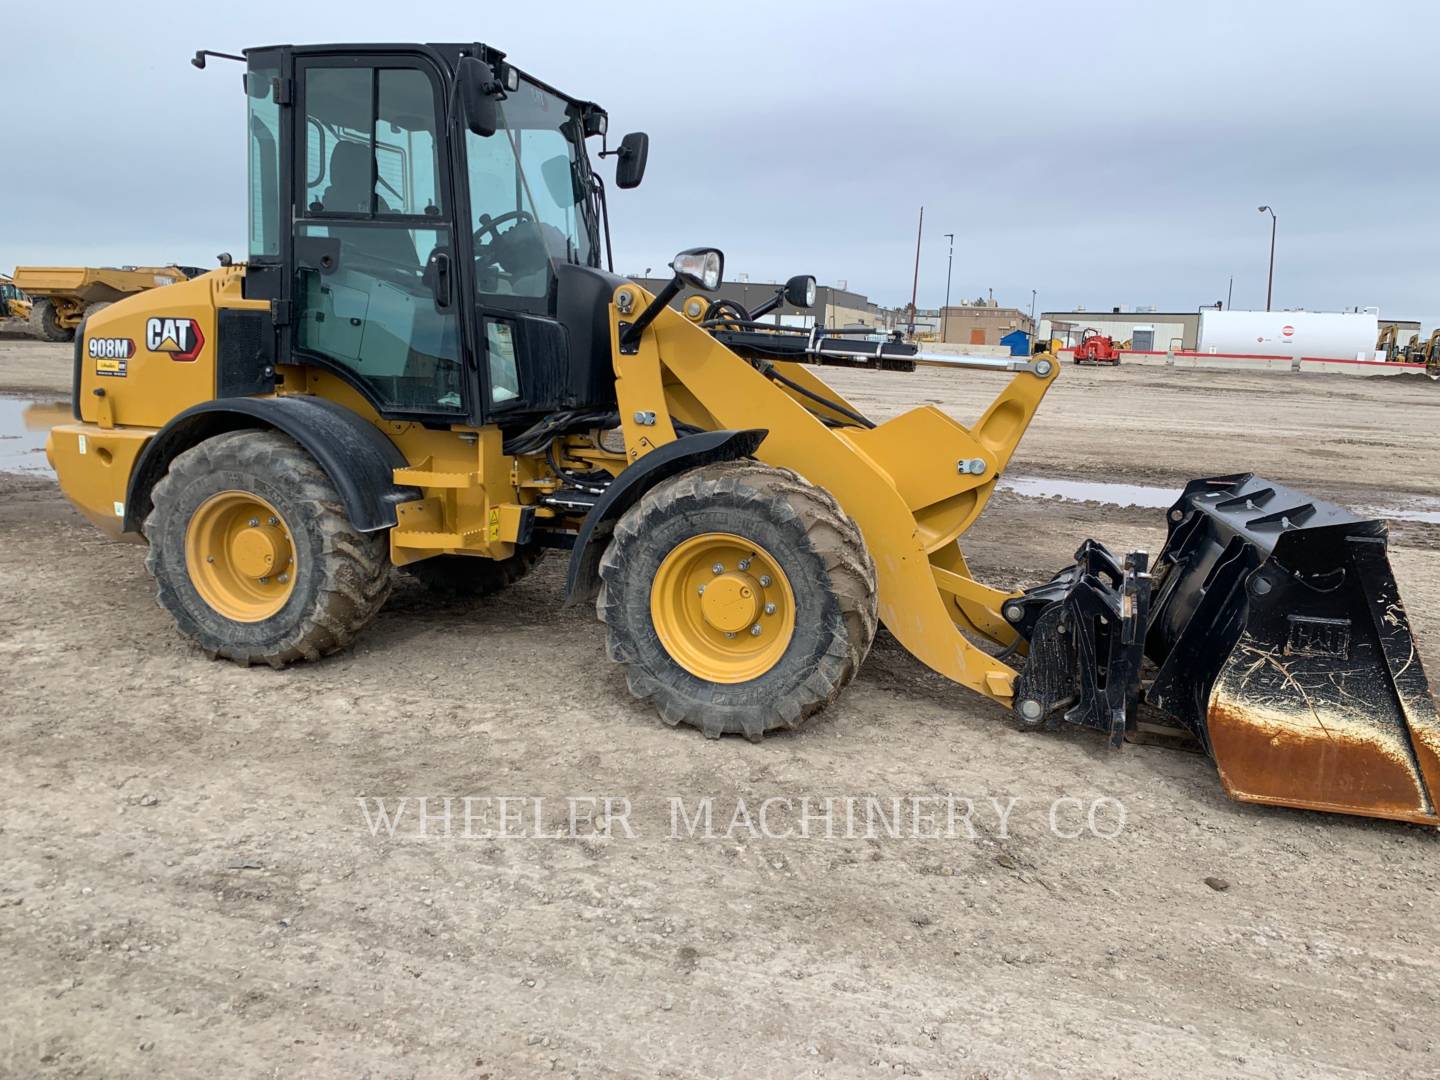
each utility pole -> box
[941,232,954,342]
[1029,289,1037,345]
[1258,206,1276,311]
[1226,275,1233,310]
[908,206,924,339]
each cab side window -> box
[294,62,463,415]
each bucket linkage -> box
[1006,473,1440,824]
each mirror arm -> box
[619,277,684,354]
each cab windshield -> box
[466,78,599,299]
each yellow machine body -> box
[54,268,618,565]
[52,268,1041,708]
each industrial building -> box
[1039,309,1201,352]
[940,302,1034,347]
[1039,308,1420,355]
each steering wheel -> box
[474,209,536,249]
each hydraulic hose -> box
[759,364,876,429]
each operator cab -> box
[240,43,646,426]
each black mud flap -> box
[1144,473,1440,824]
[1010,541,1151,747]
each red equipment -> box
[1073,328,1121,365]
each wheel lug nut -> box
[277,573,289,584]
[759,575,771,587]
[697,584,706,595]
[764,602,776,615]
[725,632,736,639]
[259,577,269,585]
[711,563,724,574]
[248,517,259,527]
[750,624,762,636]
[738,558,751,571]
[268,516,278,526]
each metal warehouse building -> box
[1038,310,1201,352]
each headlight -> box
[671,248,724,292]
[785,274,817,309]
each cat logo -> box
[145,316,205,362]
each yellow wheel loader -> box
[1,275,31,321]
[47,43,1440,825]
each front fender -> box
[564,428,767,604]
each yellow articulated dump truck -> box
[12,264,204,341]
[44,41,1440,827]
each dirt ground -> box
[3,340,1439,1079]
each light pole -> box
[907,206,924,339]
[1257,206,1276,312]
[941,232,954,342]
[1029,289,1037,347]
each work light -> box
[671,248,724,292]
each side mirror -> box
[615,132,649,189]
[785,274,817,309]
[456,56,499,138]
[671,248,723,292]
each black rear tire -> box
[29,298,72,342]
[598,460,877,740]
[144,429,392,667]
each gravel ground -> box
[2,341,1438,1079]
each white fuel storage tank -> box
[1197,310,1378,360]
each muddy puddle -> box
[0,398,59,477]
[999,475,1440,524]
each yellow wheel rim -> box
[649,532,796,684]
[185,491,297,622]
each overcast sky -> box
[6,0,1438,324]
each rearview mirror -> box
[615,132,649,189]
[785,274,817,309]
[456,56,499,138]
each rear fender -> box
[123,396,419,535]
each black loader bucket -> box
[1145,474,1440,824]
[1010,474,1440,825]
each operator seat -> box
[320,140,420,271]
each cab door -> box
[290,54,468,420]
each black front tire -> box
[598,460,878,740]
